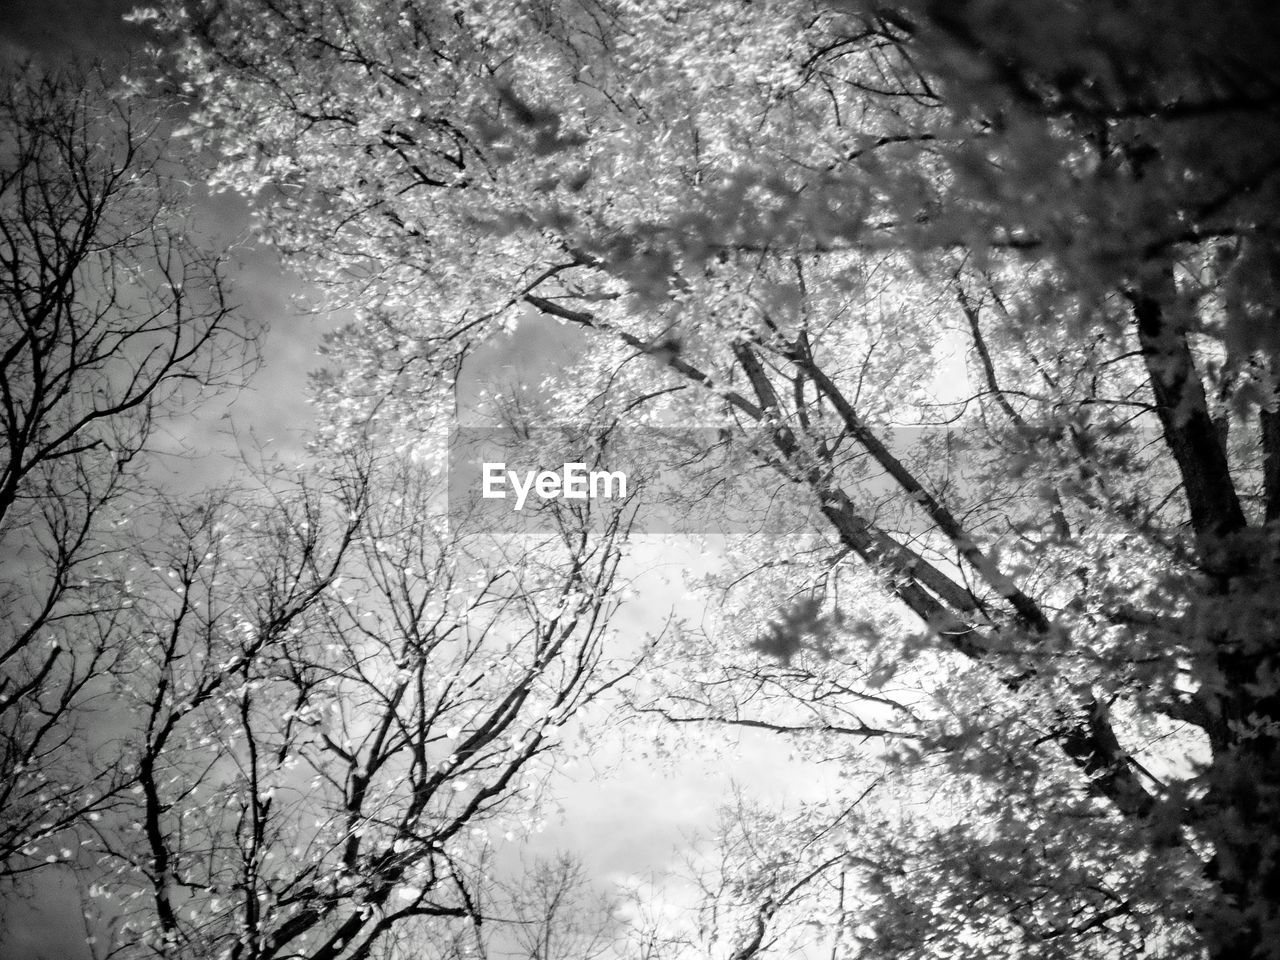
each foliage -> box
[118,1,1280,958]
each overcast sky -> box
[1,0,145,64]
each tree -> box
[146,2,1280,958]
[0,61,647,960]
[77,447,639,960]
[0,64,255,885]
[496,853,616,960]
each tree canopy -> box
[0,64,641,960]
[136,1,1280,958]
[7,2,1280,959]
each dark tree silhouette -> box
[0,64,255,884]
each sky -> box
[0,4,821,958]
[0,0,147,64]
